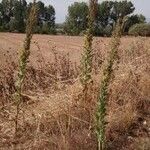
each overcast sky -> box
[3,0,150,23]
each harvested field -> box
[0,33,150,149]
[1,33,150,67]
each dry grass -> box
[0,34,150,149]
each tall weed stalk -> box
[80,0,98,103]
[95,17,126,150]
[15,0,38,134]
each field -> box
[1,33,149,67]
[0,33,150,149]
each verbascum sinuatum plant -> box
[15,0,38,134]
[95,17,127,150]
[80,0,98,86]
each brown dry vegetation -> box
[0,33,150,149]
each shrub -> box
[34,24,56,35]
[128,23,150,36]
[9,18,18,32]
[34,26,42,33]
[94,25,113,37]
[104,25,113,37]
[0,26,5,32]
[41,23,50,34]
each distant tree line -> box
[64,0,146,36]
[0,0,56,34]
[0,0,149,36]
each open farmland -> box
[0,33,150,67]
[0,33,110,68]
[0,33,150,149]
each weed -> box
[95,18,123,150]
[15,0,38,135]
[80,0,98,86]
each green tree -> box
[64,0,136,36]
[124,14,146,33]
[12,0,27,32]
[1,0,14,29]
[111,0,135,24]
[94,1,114,36]
[45,5,55,34]
[35,1,56,34]
[36,1,45,27]
[9,17,17,31]
[95,0,135,36]
[0,3,3,26]
[0,0,27,32]
[64,2,88,35]
[0,0,55,33]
